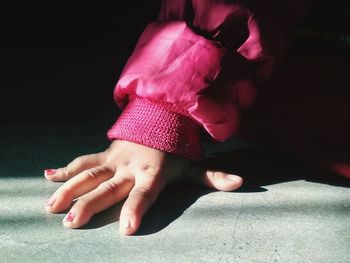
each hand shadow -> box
[203,146,350,189]
[79,182,215,232]
[79,145,349,234]
[80,203,123,230]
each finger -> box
[61,176,134,229]
[44,152,106,182]
[200,170,243,192]
[45,166,114,213]
[119,176,165,235]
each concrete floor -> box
[1,120,349,263]
[1,5,350,261]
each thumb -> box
[200,170,243,192]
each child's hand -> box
[44,140,242,235]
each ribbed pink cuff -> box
[107,97,203,160]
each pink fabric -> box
[108,96,202,160]
[108,0,315,160]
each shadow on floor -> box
[203,147,350,189]
[80,182,215,234]
[81,146,349,235]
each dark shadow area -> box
[1,0,349,237]
[73,146,349,235]
[81,203,123,230]
[1,1,162,125]
[135,181,214,235]
[81,181,214,233]
[77,182,214,232]
[134,146,350,235]
[203,147,350,189]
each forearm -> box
[108,0,316,160]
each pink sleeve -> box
[107,0,315,160]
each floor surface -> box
[1,121,349,263]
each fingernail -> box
[228,174,241,182]
[44,169,56,176]
[44,195,56,206]
[63,211,75,223]
[120,218,130,230]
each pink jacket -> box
[107,0,315,160]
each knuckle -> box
[58,186,73,200]
[75,155,88,165]
[141,165,160,176]
[63,165,71,179]
[85,167,101,179]
[98,181,119,195]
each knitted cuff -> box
[107,97,203,160]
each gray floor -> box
[1,121,349,263]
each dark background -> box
[1,1,162,125]
[1,0,349,126]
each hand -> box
[44,140,243,235]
